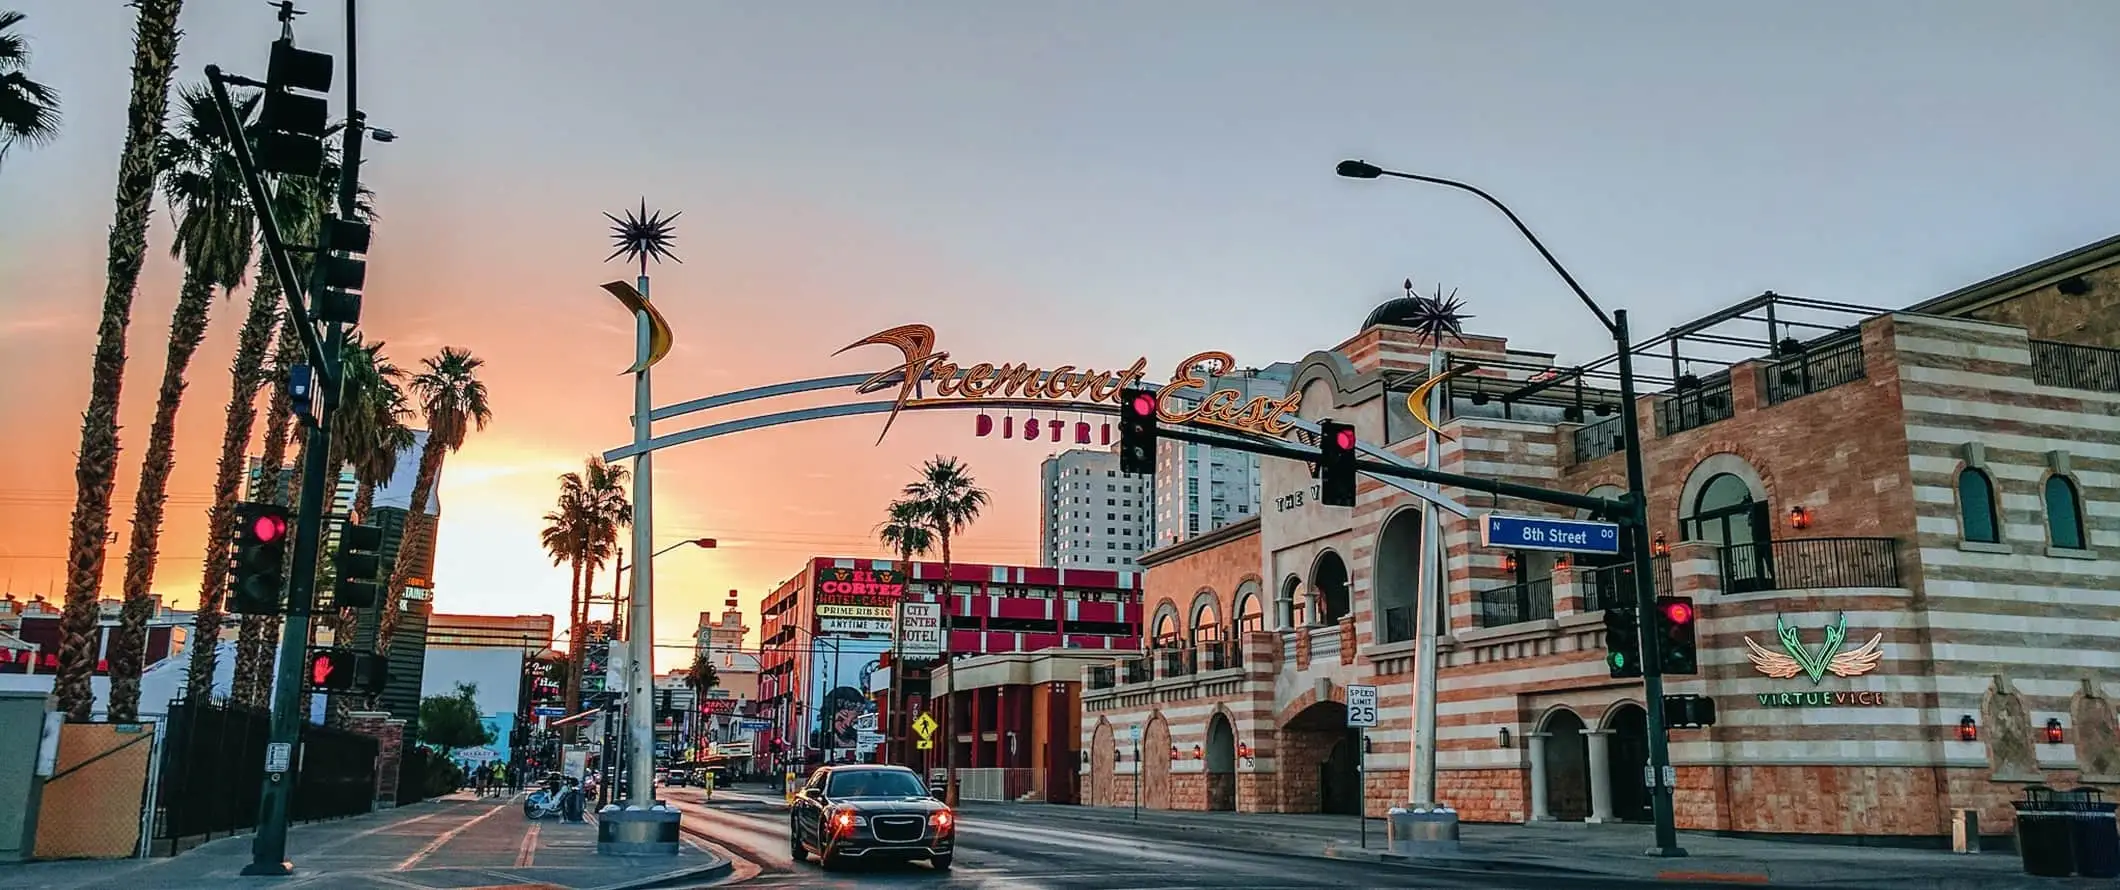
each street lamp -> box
[1337,159,1684,859]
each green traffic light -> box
[1611,652,1627,667]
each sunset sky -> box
[3,1,2117,670]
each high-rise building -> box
[1151,362,1295,547]
[1039,448,1151,568]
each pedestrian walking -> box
[494,762,508,795]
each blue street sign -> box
[533,706,566,717]
[1481,513,1622,555]
[738,719,773,732]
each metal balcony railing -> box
[1121,656,1152,685]
[1159,648,1196,678]
[1380,605,1415,644]
[1087,665,1116,690]
[1474,578,1555,628]
[1200,639,1243,671]
[1719,537,1900,593]
[1655,381,1734,435]
[1572,416,1625,464]
[2031,340,2120,393]
[1578,557,1672,611]
[1765,337,1866,404]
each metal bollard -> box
[1952,808,1979,854]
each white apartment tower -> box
[1152,362,1295,547]
[1039,448,1151,568]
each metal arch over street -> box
[601,371,1473,517]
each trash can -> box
[2014,786,2075,877]
[2066,788,2118,879]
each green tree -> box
[685,652,719,698]
[899,456,988,801]
[108,84,259,722]
[52,0,186,723]
[0,9,62,169]
[418,682,492,754]
[875,498,933,762]
[539,458,629,732]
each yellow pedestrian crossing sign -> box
[913,712,938,750]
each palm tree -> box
[568,458,630,644]
[899,456,988,802]
[52,0,187,723]
[876,498,933,763]
[345,345,413,523]
[686,652,719,698]
[374,348,492,657]
[107,84,259,722]
[185,134,365,702]
[0,10,62,170]
[540,499,588,728]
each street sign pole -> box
[1344,685,1377,847]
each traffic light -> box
[255,38,334,175]
[315,216,371,325]
[354,651,390,695]
[1655,595,1699,675]
[1664,694,1717,728]
[307,648,359,692]
[1317,419,1357,507]
[1117,388,1158,475]
[332,520,383,608]
[1603,604,1642,678]
[228,502,293,614]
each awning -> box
[549,707,601,728]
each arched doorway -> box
[1540,709,1592,821]
[1282,700,1361,815]
[1205,713,1237,811]
[1089,722,1116,807]
[1311,551,1351,624]
[1604,704,1652,823]
[1373,509,1423,644]
[1142,714,1172,809]
[1682,471,1772,592]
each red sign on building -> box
[816,567,904,604]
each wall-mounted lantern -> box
[1192,744,1204,761]
[1554,554,1572,572]
[1789,505,1813,530]
[1503,553,1519,574]
[1238,741,1254,760]
[1170,744,1180,761]
[1652,532,1670,557]
[1498,727,1512,749]
[2045,718,2065,745]
[1081,750,1090,765]
[1362,735,1374,755]
[1957,715,1978,742]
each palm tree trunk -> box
[375,440,444,657]
[233,319,299,709]
[108,267,219,722]
[51,0,187,724]
[938,529,957,805]
[562,554,583,740]
[185,268,282,703]
[350,480,375,524]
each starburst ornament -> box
[604,198,682,275]
[1401,278,1473,345]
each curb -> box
[588,857,734,890]
[1318,841,1620,880]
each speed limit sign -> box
[1345,685,1378,728]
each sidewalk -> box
[959,800,2103,889]
[0,793,730,890]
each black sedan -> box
[789,765,955,871]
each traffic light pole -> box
[243,0,368,875]
[1613,311,1684,857]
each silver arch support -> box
[610,378,1470,516]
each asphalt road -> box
[670,788,1723,889]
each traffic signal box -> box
[308,648,388,694]
[331,520,384,609]
[1655,595,1699,675]
[229,502,293,614]
[1117,388,1158,475]
[1603,604,1642,679]
[256,38,334,176]
[1316,420,1357,507]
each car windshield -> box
[825,770,928,799]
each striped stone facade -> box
[1076,302,2120,843]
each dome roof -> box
[1362,296,1432,331]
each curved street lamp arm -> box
[1375,168,1615,334]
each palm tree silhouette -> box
[375,348,493,659]
[899,456,988,803]
[0,10,63,170]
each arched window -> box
[2046,476,2086,550]
[1151,609,1179,647]
[1958,468,2000,544]
[1233,585,1264,634]
[1679,468,1771,593]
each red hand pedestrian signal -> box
[311,654,335,686]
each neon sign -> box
[836,324,1302,443]
[1744,614,1883,684]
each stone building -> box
[1077,236,2120,844]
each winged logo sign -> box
[1743,613,1883,684]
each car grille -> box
[871,815,925,843]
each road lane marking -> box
[514,820,541,867]
[394,801,509,871]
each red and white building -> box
[1078,236,2120,846]
[757,557,1142,773]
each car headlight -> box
[929,810,953,829]
[833,810,865,829]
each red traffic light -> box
[1333,427,1357,451]
[1663,600,1695,625]
[252,513,289,543]
[1128,392,1157,418]
[310,654,336,686]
